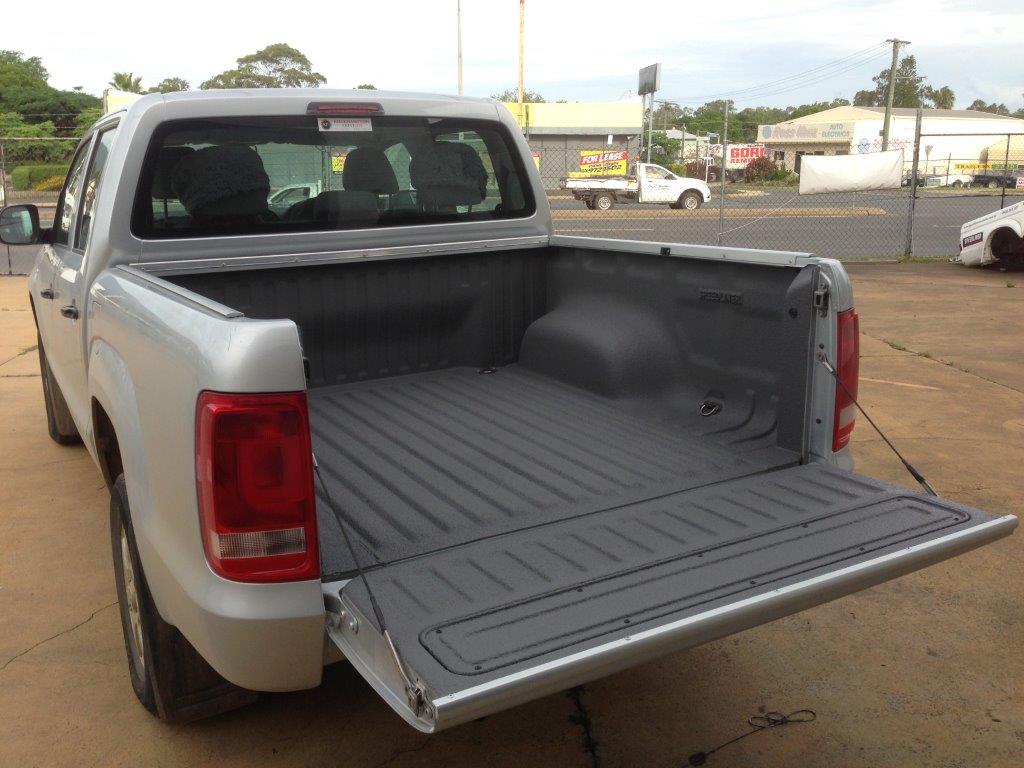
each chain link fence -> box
[3,123,1023,274]
[539,127,1023,261]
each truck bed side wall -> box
[170,247,816,454]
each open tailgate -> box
[323,463,1015,731]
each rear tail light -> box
[196,392,319,582]
[832,308,860,452]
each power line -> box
[669,42,890,104]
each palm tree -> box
[109,72,143,93]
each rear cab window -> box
[131,115,535,239]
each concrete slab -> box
[0,264,1021,767]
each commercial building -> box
[504,101,643,188]
[756,106,1024,173]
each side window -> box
[75,128,117,251]
[53,141,91,246]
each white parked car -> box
[956,200,1024,267]
[564,162,711,211]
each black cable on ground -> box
[684,709,817,766]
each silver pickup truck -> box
[0,90,1015,731]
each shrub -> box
[32,174,66,192]
[744,156,781,183]
[10,164,69,191]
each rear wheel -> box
[680,191,703,211]
[110,474,256,722]
[37,335,80,445]
[593,192,614,211]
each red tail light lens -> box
[196,392,319,582]
[832,308,860,452]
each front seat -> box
[171,144,273,230]
[409,141,488,211]
[342,147,399,197]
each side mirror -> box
[0,204,41,245]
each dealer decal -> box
[962,232,983,248]
[700,288,743,305]
[318,117,373,132]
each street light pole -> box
[882,38,909,151]
[456,0,463,95]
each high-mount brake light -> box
[195,392,319,582]
[306,102,384,116]
[832,308,860,452]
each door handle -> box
[60,305,79,320]
[40,288,54,300]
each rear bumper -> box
[428,514,1016,730]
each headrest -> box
[151,146,195,199]
[171,144,270,217]
[343,147,399,195]
[312,190,380,225]
[410,142,488,207]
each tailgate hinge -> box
[813,281,830,316]
[384,629,428,717]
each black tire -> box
[707,170,719,183]
[110,475,256,722]
[593,192,614,211]
[37,335,81,445]
[679,191,703,211]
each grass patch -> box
[884,339,907,351]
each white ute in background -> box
[956,200,1024,267]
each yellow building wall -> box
[502,101,642,131]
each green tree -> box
[684,100,744,143]
[925,86,955,110]
[0,112,71,162]
[355,83,376,90]
[648,130,682,167]
[852,55,952,109]
[147,77,190,94]
[0,50,47,80]
[109,72,143,93]
[0,51,100,133]
[75,106,104,131]
[201,43,326,89]
[491,88,546,102]
[966,99,1010,115]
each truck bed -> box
[309,364,798,578]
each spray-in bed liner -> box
[308,365,799,577]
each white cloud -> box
[14,0,1024,110]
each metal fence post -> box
[1000,133,1010,210]
[717,107,728,246]
[904,108,923,257]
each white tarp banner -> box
[799,150,904,194]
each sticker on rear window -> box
[318,117,372,132]
[962,232,983,247]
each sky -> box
[14,0,1024,111]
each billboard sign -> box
[567,150,629,178]
[638,63,661,96]
[757,121,854,144]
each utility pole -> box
[517,0,525,106]
[456,0,463,95]
[882,38,909,151]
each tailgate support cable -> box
[818,354,937,496]
[312,453,428,716]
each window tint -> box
[53,141,91,246]
[132,115,535,239]
[75,128,117,250]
